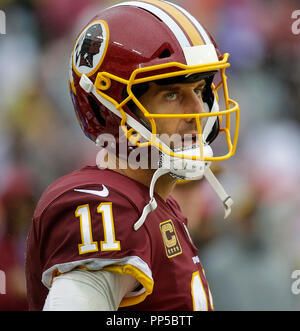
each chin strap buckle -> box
[223,196,234,219]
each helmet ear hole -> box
[159,49,171,59]
[87,95,106,127]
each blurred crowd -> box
[0,0,300,310]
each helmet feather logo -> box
[73,21,109,76]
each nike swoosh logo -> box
[74,185,109,198]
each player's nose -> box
[183,92,205,123]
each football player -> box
[25,0,239,311]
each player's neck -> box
[117,167,177,201]
[100,150,177,200]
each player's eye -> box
[194,87,204,98]
[165,92,177,101]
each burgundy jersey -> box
[26,166,213,311]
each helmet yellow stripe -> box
[141,0,205,46]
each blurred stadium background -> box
[0,0,300,310]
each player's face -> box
[138,79,208,149]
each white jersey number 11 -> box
[75,202,121,254]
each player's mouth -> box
[181,132,199,148]
[167,132,199,150]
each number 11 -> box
[75,202,121,255]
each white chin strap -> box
[204,167,233,219]
[79,74,233,231]
[160,144,212,180]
